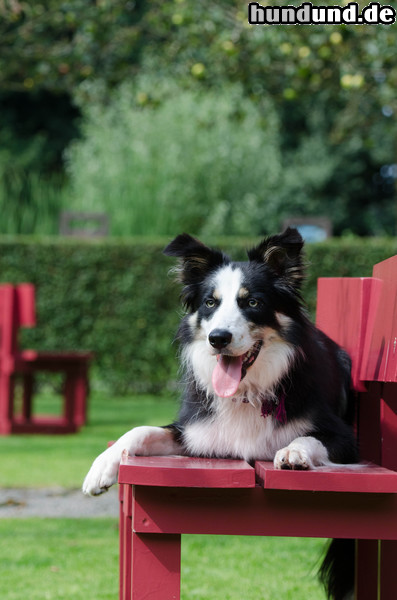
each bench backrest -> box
[316,276,380,391]
[316,255,397,469]
[316,255,397,388]
[0,284,36,360]
[361,255,397,383]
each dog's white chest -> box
[182,401,310,462]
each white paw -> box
[82,426,182,496]
[82,447,120,496]
[274,445,311,470]
[274,436,328,471]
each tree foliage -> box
[2,1,396,137]
[0,0,396,234]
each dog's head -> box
[164,228,305,399]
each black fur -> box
[319,539,356,600]
[164,233,228,311]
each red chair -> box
[0,283,93,434]
[117,255,397,599]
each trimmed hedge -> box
[0,235,395,393]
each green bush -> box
[0,236,181,394]
[0,235,395,393]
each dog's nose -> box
[209,329,233,350]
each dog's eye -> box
[248,298,259,308]
[205,299,216,308]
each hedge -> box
[0,235,395,394]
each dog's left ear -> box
[247,227,305,288]
[164,233,227,308]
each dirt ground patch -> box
[0,486,119,518]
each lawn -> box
[0,391,327,599]
[0,391,178,488]
[0,519,326,600]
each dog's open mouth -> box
[212,341,263,398]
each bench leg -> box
[119,485,132,600]
[131,532,181,600]
[355,539,379,600]
[22,373,34,421]
[63,369,88,428]
[73,367,89,427]
[380,540,397,599]
[0,373,13,433]
[356,540,397,599]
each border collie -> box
[83,228,358,599]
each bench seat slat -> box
[256,461,397,493]
[118,455,256,488]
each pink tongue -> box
[212,355,243,398]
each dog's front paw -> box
[274,437,328,471]
[82,426,183,496]
[274,444,311,470]
[82,448,120,496]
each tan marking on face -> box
[276,312,293,330]
[238,287,249,299]
[213,289,221,300]
[248,323,284,345]
[248,322,263,334]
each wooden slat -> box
[380,540,397,599]
[357,382,382,464]
[380,383,397,471]
[11,416,78,434]
[19,349,93,363]
[255,461,397,493]
[361,255,397,383]
[15,283,36,328]
[316,277,381,391]
[355,540,379,600]
[130,533,181,600]
[118,455,256,488]
[131,485,397,539]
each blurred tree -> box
[0,0,147,174]
[0,1,146,93]
[138,1,397,233]
[0,0,395,234]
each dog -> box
[83,228,358,599]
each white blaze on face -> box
[199,265,260,398]
[184,263,295,400]
[202,265,254,355]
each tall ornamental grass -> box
[66,80,281,236]
[0,167,66,234]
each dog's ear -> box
[164,234,227,308]
[247,227,305,288]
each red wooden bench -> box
[117,255,397,599]
[0,283,93,434]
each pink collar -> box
[261,393,287,424]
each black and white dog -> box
[83,228,358,599]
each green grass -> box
[0,391,327,599]
[0,391,178,488]
[0,519,119,600]
[182,535,326,599]
[0,519,326,600]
